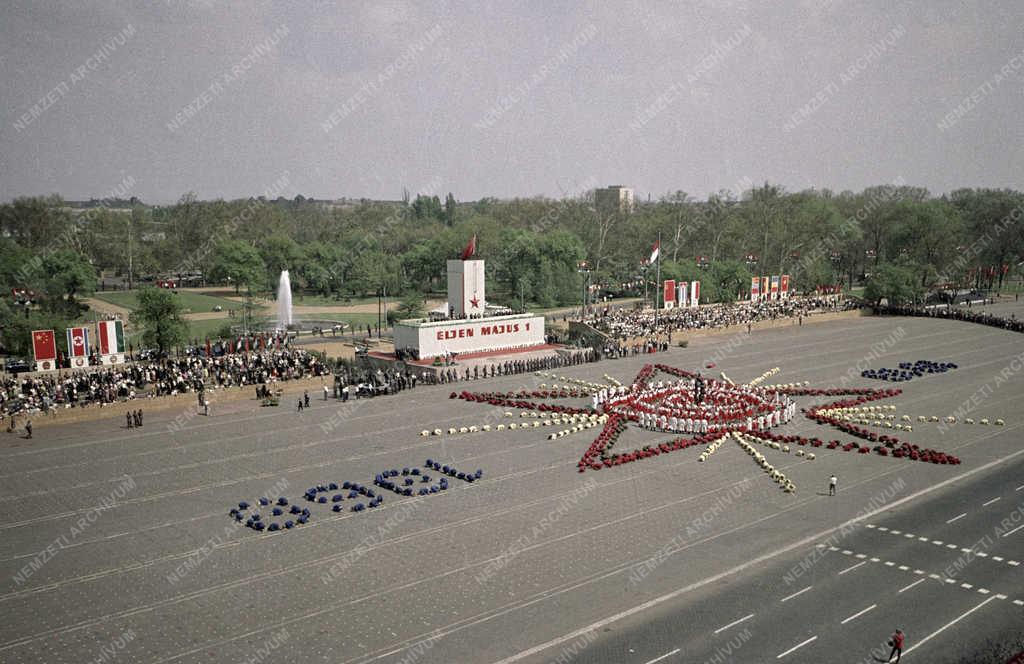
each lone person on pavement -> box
[888,628,904,662]
[829,474,837,496]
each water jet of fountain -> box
[276,270,293,331]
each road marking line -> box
[903,597,997,657]
[890,529,902,535]
[884,561,895,566]
[839,561,867,575]
[951,544,963,550]
[945,578,956,584]
[1009,561,1020,566]
[983,497,1001,507]
[828,546,839,551]
[932,540,944,546]
[870,557,881,562]
[929,574,941,580]
[714,613,754,634]
[898,565,909,571]
[490,448,1024,664]
[904,533,915,538]
[780,586,813,603]
[974,550,986,556]
[855,553,867,559]
[978,588,990,595]
[777,636,817,659]
[1014,600,1024,606]
[946,513,967,524]
[992,556,1003,562]
[913,569,924,574]
[875,525,887,531]
[841,604,877,625]
[996,594,1007,600]
[1017,485,1023,492]
[842,549,853,555]
[919,537,930,542]
[961,583,973,589]
[899,578,926,593]
[866,524,876,529]
[1002,524,1024,537]
[644,648,680,664]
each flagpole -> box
[654,232,661,326]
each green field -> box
[94,290,242,313]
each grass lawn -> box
[290,294,385,307]
[94,290,243,313]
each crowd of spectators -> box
[1,349,330,422]
[876,304,1023,333]
[585,297,856,340]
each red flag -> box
[32,330,57,361]
[461,234,477,260]
[206,338,212,357]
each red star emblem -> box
[469,296,480,309]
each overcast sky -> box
[1,1,1022,204]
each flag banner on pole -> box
[461,234,477,260]
[649,240,660,265]
[761,276,769,300]
[780,275,790,298]
[97,320,126,355]
[691,280,700,307]
[678,281,688,307]
[32,329,57,371]
[750,277,760,301]
[770,275,780,299]
[663,280,676,309]
[66,326,90,368]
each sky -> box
[1,0,1022,204]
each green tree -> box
[131,287,189,353]
[864,263,921,306]
[209,240,263,294]
[39,249,97,317]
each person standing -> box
[204,400,210,417]
[888,629,904,662]
[126,411,133,429]
[138,409,143,427]
[24,419,32,439]
[829,474,837,496]
[303,391,310,408]
[297,399,304,413]
[323,385,329,401]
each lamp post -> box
[577,261,591,318]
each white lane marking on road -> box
[899,578,926,593]
[838,561,867,575]
[904,533,914,538]
[1009,561,1020,566]
[777,636,817,659]
[932,540,944,546]
[1017,485,1023,492]
[992,556,1004,561]
[713,613,754,634]
[875,525,886,531]
[840,604,876,625]
[884,561,895,566]
[961,583,973,590]
[919,537,930,542]
[489,447,1024,664]
[951,544,963,550]
[644,648,680,664]
[890,529,901,535]
[978,588,990,595]
[996,594,1007,600]
[865,524,876,529]
[1014,600,1024,606]
[1002,524,1024,537]
[855,553,867,559]
[946,513,966,524]
[903,596,998,657]
[982,497,1001,507]
[780,586,813,603]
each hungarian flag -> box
[66,326,90,358]
[32,330,56,362]
[461,234,477,260]
[648,240,660,265]
[97,320,125,355]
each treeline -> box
[0,184,1021,352]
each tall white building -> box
[595,185,635,214]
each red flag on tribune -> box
[461,234,477,260]
[32,330,57,362]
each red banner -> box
[664,279,676,304]
[32,329,56,362]
[751,277,760,301]
[780,274,790,297]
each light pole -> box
[577,261,591,319]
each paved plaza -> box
[0,312,1021,663]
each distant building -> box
[595,185,634,214]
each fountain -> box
[276,270,293,330]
